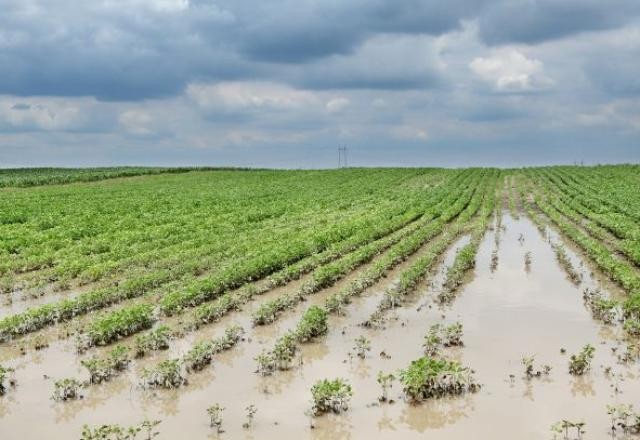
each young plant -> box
[134,325,171,358]
[141,359,186,389]
[207,404,225,433]
[398,356,479,402]
[583,288,620,324]
[310,378,353,416]
[243,404,257,429]
[524,251,532,270]
[490,250,498,272]
[377,371,395,402]
[521,355,551,379]
[86,304,155,347]
[254,350,276,376]
[81,419,161,440]
[353,335,371,359]
[422,324,442,356]
[272,331,298,370]
[53,378,83,401]
[32,334,49,351]
[568,344,595,375]
[623,318,640,337]
[550,420,586,440]
[183,325,243,373]
[442,322,464,347]
[607,404,640,435]
[295,306,328,342]
[0,364,15,395]
[182,340,215,373]
[423,322,463,355]
[552,243,581,284]
[81,345,130,384]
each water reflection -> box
[397,395,474,432]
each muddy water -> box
[1,214,639,439]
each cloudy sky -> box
[1,0,639,168]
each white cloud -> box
[102,0,190,13]
[469,49,554,92]
[0,98,83,130]
[391,125,429,140]
[118,109,153,135]
[326,97,350,113]
[186,82,319,112]
[576,100,640,131]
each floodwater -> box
[0,213,639,439]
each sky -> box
[0,0,639,168]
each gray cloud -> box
[477,0,640,45]
[0,0,639,167]
[585,50,640,96]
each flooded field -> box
[1,213,638,439]
[2,167,640,440]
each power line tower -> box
[338,146,348,168]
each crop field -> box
[0,166,639,439]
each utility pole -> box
[338,146,348,168]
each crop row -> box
[1,169,435,288]
[185,176,473,329]
[366,172,497,324]
[535,170,640,267]
[72,176,476,350]
[531,187,640,317]
[323,176,488,314]
[550,166,640,223]
[0,177,453,343]
[158,171,477,316]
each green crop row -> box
[323,175,486,314]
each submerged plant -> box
[207,403,225,433]
[353,336,371,359]
[490,249,499,271]
[141,359,186,389]
[583,288,620,324]
[0,364,15,395]
[81,419,161,440]
[362,309,386,328]
[423,322,463,356]
[377,371,395,402]
[607,403,640,435]
[552,243,581,284]
[53,378,83,401]
[569,345,595,375]
[134,325,171,358]
[423,324,442,356]
[442,322,464,347]
[521,355,551,379]
[623,318,640,337]
[81,345,130,384]
[310,378,353,415]
[183,340,215,373]
[550,420,586,439]
[295,306,328,342]
[272,331,298,370]
[85,304,155,348]
[183,325,243,373]
[618,342,640,364]
[254,350,276,376]
[243,404,257,429]
[32,334,49,351]
[399,356,479,402]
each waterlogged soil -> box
[1,214,639,439]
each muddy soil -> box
[0,214,638,439]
